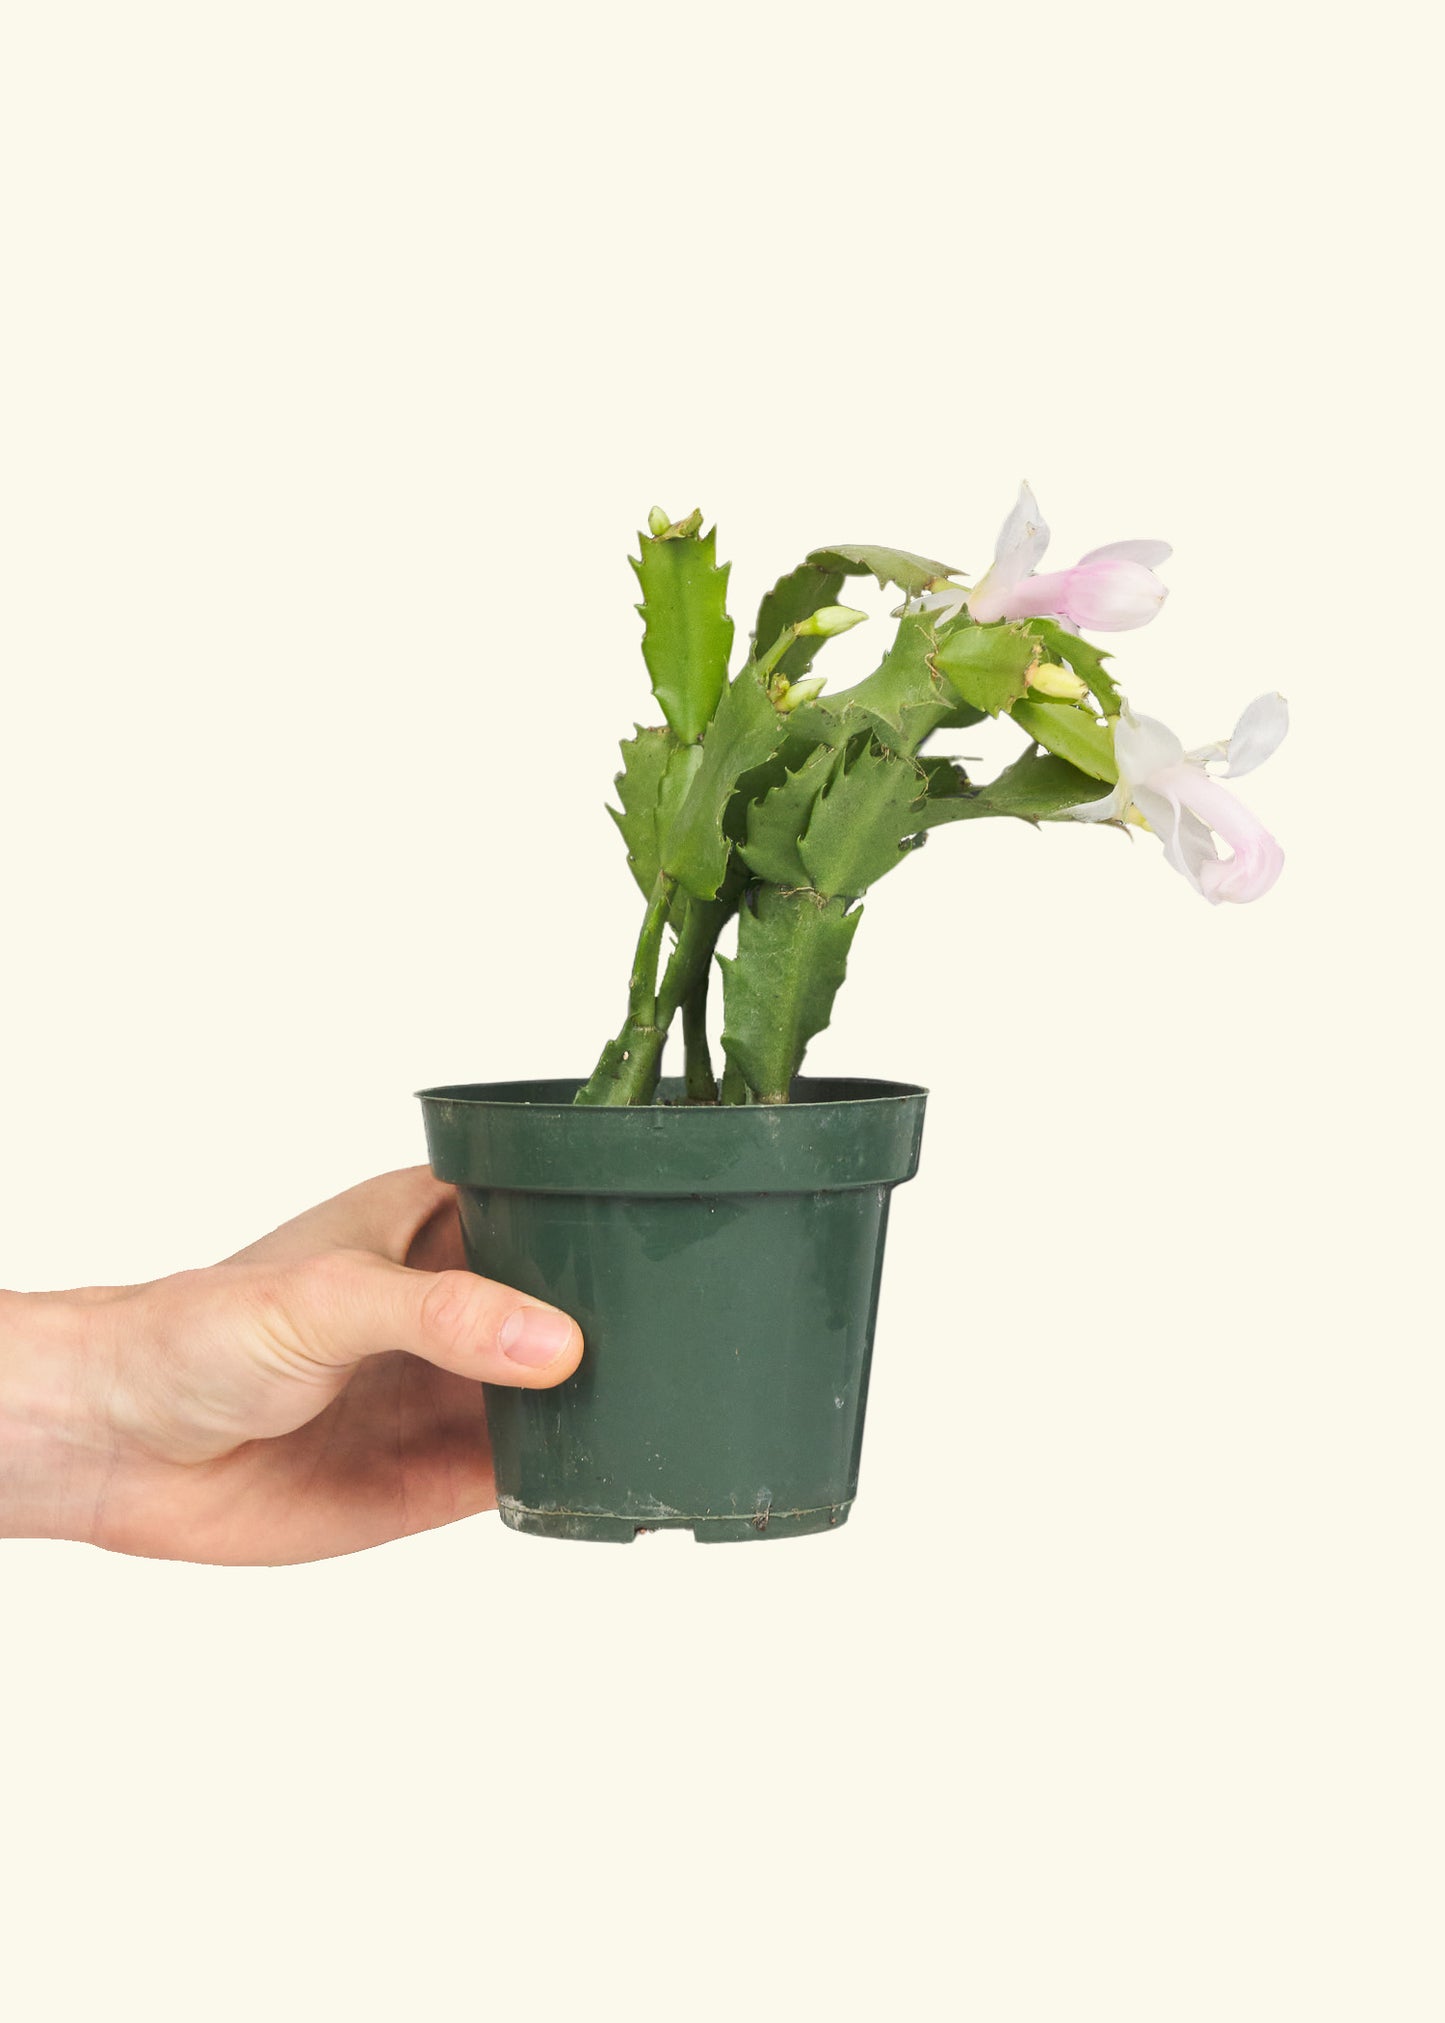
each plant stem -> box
[751,631,794,689]
[719,1056,749,1105]
[657,892,727,1043]
[681,973,717,1102]
[628,875,671,1027]
[575,880,738,1106]
[574,875,672,1107]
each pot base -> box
[498,1495,853,1544]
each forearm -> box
[0,1289,110,1546]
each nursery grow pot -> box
[418,1076,927,1543]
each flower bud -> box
[647,505,672,537]
[776,676,828,714]
[1028,661,1090,701]
[795,604,868,639]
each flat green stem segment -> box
[1008,698,1118,783]
[797,746,928,897]
[739,745,835,889]
[918,746,1110,825]
[806,543,961,596]
[742,744,933,901]
[632,521,734,745]
[829,611,959,753]
[661,670,789,900]
[934,621,1038,717]
[608,728,705,897]
[718,888,861,1105]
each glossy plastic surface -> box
[418,1077,927,1543]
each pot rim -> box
[415,1074,928,1109]
[417,1076,929,1195]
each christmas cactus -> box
[577,486,1287,1108]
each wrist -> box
[0,1289,111,1546]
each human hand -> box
[0,1168,583,1565]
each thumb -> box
[271,1250,584,1388]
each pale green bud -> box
[795,604,868,639]
[776,675,828,714]
[1028,661,1090,701]
[645,506,704,541]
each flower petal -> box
[1076,539,1173,569]
[1222,692,1289,778]
[1200,836,1285,903]
[989,481,1051,590]
[967,567,1071,626]
[1069,786,1125,823]
[1058,558,1169,632]
[1113,710,1186,789]
[1161,766,1285,905]
[905,586,970,618]
[1133,782,1217,896]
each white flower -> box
[1073,693,1289,904]
[969,482,1171,632]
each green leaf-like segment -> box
[935,621,1039,718]
[1009,698,1118,783]
[918,747,1108,826]
[807,543,961,597]
[798,746,928,898]
[740,744,835,889]
[719,888,861,1104]
[829,611,960,753]
[608,726,680,896]
[661,670,789,900]
[631,518,735,744]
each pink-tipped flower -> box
[966,482,1171,632]
[1071,693,1289,904]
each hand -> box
[0,1168,583,1565]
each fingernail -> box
[498,1307,575,1368]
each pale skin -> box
[0,1167,583,1565]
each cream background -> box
[1,3,1438,2018]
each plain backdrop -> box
[1,3,1439,2019]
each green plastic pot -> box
[417,1076,927,1543]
